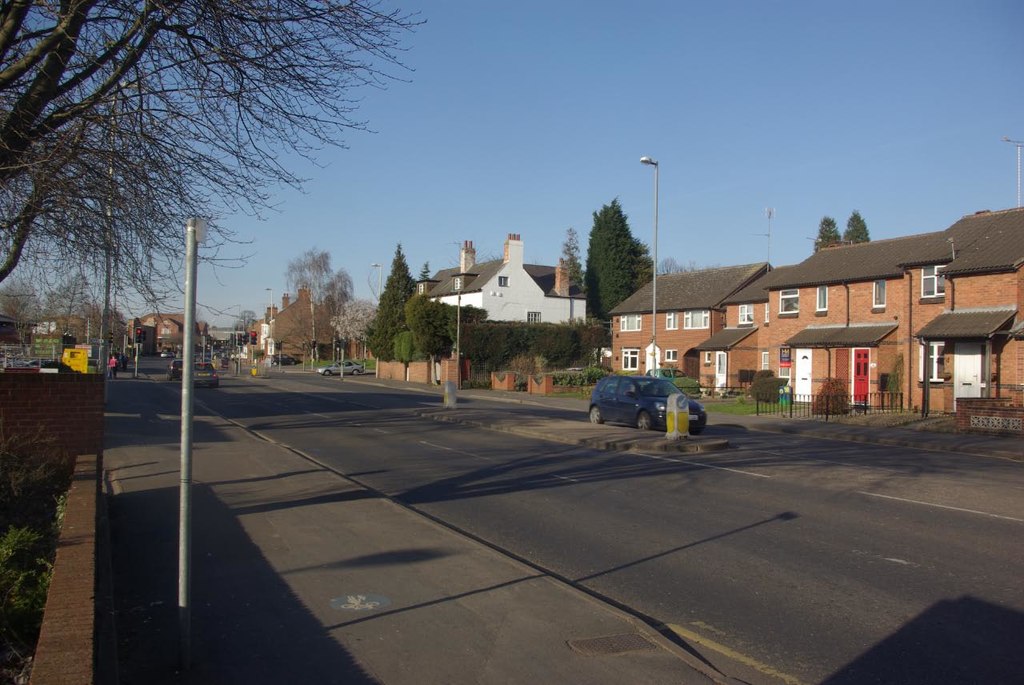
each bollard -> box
[443,380,457,409]
[665,393,690,441]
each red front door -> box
[853,349,870,403]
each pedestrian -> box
[120,353,128,370]
[108,354,118,379]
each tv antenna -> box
[752,208,774,266]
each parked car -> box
[192,362,220,388]
[317,360,365,376]
[589,375,706,434]
[271,354,300,366]
[160,350,174,358]
[646,367,703,395]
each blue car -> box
[589,375,706,434]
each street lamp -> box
[371,263,383,302]
[640,156,659,370]
[1002,137,1023,208]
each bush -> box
[750,370,789,402]
[672,376,702,396]
[813,377,850,415]
[551,366,609,387]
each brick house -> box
[608,263,770,377]
[259,287,359,361]
[419,234,586,324]
[136,312,208,356]
[755,208,1023,411]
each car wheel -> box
[589,405,604,424]
[323,370,332,376]
[636,410,653,431]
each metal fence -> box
[756,391,906,420]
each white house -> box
[418,233,586,323]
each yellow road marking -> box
[666,623,806,685]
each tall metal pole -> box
[179,217,205,670]
[1003,137,1023,208]
[641,156,659,370]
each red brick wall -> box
[0,373,104,458]
[612,309,726,374]
[955,397,1024,434]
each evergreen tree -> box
[843,210,870,243]
[815,216,841,252]
[585,199,648,320]
[368,244,415,361]
[561,227,585,288]
[418,261,431,281]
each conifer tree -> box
[368,244,415,361]
[815,216,841,252]
[561,227,585,288]
[585,199,648,320]
[843,210,870,243]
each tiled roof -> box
[609,263,769,315]
[426,261,583,298]
[915,307,1017,340]
[721,265,799,304]
[785,323,897,348]
[935,208,1024,276]
[694,327,758,351]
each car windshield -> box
[194,363,214,371]
[636,378,680,397]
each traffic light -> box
[135,327,145,342]
[249,331,257,345]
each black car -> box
[589,375,707,434]
[167,359,183,380]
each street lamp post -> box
[1002,137,1023,208]
[640,156,659,371]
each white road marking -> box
[858,491,1024,522]
[373,427,391,434]
[552,474,579,483]
[419,440,495,461]
[638,453,771,478]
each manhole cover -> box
[330,593,391,611]
[567,633,659,656]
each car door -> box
[596,377,621,422]
[614,379,641,424]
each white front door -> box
[794,348,813,397]
[715,352,728,388]
[645,342,660,372]
[953,343,983,408]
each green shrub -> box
[673,376,702,396]
[750,370,789,402]
[0,526,53,648]
[813,377,850,415]
[551,366,609,387]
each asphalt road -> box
[144,359,1024,685]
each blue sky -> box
[194,0,1024,326]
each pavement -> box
[101,372,1024,685]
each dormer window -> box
[922,266,944,298]
[738,304,754,325]
[453,276,462,291]
[417,283,427,294]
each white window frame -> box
[418,283,427,294]
[873,280,886,308]
[779,289,799,314]
[921,265,945,298]
[761,351,769,370]
[665,349,678,363]
[764,302,770,323]
[453,276,462,291]
[816,286,828,312]
[665,311,678,330]
[778,366,791,381]
[739,304,754,325]
[498,276,509,287]
[620,314,641,332]
[918,342,945,382]
[684,310,710,329]
[622,348,640,371]
[527,311,541,323]
[704,351,712,364]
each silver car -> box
[317,360,365,376]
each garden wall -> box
[0,373,104,458]
[955,397,1024,435]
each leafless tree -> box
[285,248,352,360]
[332,298,376,357]
[0,1,418,309]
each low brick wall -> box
[491,372,516,391]
[30,455,99,685]
[955,397,1024,435]
[0,373,104,458]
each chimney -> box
[555,258,569,296]
[282,292,291,309]
[503,233,524,265]
[460,240,476,273]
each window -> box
[816,286,828,312]
[779,289,799,313]
[704,351,712,364]
[778,366,791,381]
[873,280,886,308]
[620,314,641,332]
[417,283,427,294]
[527,311,541,323]
[665,349,678,362]
[684,310,710,329]
[498,276,509,287]
[622,348,640,371]
[918,342,945,382]
[761,351,770,370]
[764,302,770,323]
[665,312,678,330]
[922,266,945,298]
[453,276,462,291]
[739,304,754,325]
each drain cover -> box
[568,633,659,656]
